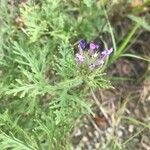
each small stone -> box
[75,129,82,136]
[117,130,123,137]
[84,124,89,128]
[82,136,88,142]
[128,125,134,133]
[88,132,93,137]
[95,143,100,149]
[94,130,99,138]
[107,127,113,134]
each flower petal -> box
[79,39,88,50]
[76,53,85,63]
[101,48,113,56]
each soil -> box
[71,31,150,150]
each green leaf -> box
[121,53,150,62]
[83,0,94,7]
[0,131,36,150]
[128,14,150,31]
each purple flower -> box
[89,42,99,54]
[101,48,113,56]
[76,39,87,63]
[76,53,85,64]
[75,39,113,69]
[79,39,88,50]
[90,43,99,50]
[96,48,113,66]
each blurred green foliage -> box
[0,0,150,149]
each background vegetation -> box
[0,0,150,149]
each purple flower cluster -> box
[75,39,113,69]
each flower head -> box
[79,39,88,50]
[75,39,113,70]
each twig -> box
[90,88,111,126]
[86,115,101,134]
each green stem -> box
[109,23,140,65]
